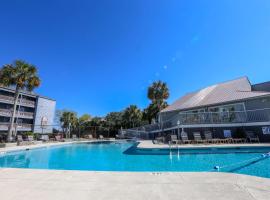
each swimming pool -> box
[0,141,270,178]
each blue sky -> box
[1,0,270,116]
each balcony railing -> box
[0,94,35,107]
[0,109,34,119]
[0,122,32,130]
[121,108,270,135]
[171,109,270,126]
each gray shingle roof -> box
[161,77,270,113]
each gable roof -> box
[161,77,270,113]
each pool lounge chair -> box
[41,135,49,142]
[193,132,205,144]
[17,135,23,142]
[180,131,192,144]
[27,135,34,144]
[153,136,165,144]
[245,131,260,143]
[86,134,93,140]
[55,135,65,142]
[170,134,179,144]
[16,135,24,145]
[72,134,78,140]
[204,131,221,144]
[99,135,104,140]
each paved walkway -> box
[137,140,270,149]
[0,168,269,200]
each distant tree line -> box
[57,80,170,138]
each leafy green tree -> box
[78,114,91,136]
[122,105,142,128]
[60,111,78,138]
[0,60,41,141]
[105,112,123,133]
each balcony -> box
[174,109,270,126]
[0,123,32,131]
[122,109,270,136]
[0,109,34,119]
[0,94,35,108]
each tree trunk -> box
[7,87,20,142]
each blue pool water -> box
[0,141,270,178]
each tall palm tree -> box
[0,60,40,141]
[122,105,142,128]
[147,80,169,114]
[60,111,78,138]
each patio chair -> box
[16,135,24,146]
[17,135,23,142]
[26,135,34,144]
[87,134,93,140]
[99,135,104,140]
[41,135,49,142]
[204,131,221,144]
[72,134,78,140]
[245,131,260,143]
[27,135,34,141]
[193,132,205,144]
[180,131,192,144]
[55,135,65,142]
[170,134,179,144]
[153,136,165,144]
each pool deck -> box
[0,140,270,199]
[0,168,269,200]
[137,140,270,149]
[0,139,110,154]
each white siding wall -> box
[33,97,56,134]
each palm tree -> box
[147,80,169,118]
[0,60,41,142]
[60,111,78,138]
[122,105,142,128]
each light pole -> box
[177,120,180,139]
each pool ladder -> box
[169,142,180,160]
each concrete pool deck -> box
[0,139,113,154]
[0,140,270,199]
[137,140,270,149]
[0,168,269,200]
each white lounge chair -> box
[180,131,192,144]
[41,135,49,142]
[170,134,179,144]
[204,131,221,144]
[72,134,78,140]
[99,135,104,140]
[245,131,259,143]
[193,132,205,144]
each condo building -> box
[124,77,270,142]
[0,86,56,137]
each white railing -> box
[0,122,32,130]
[0,109,34,118]
[0,94,35,107]
[121,108,270,136]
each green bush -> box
[25,132,34,136]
